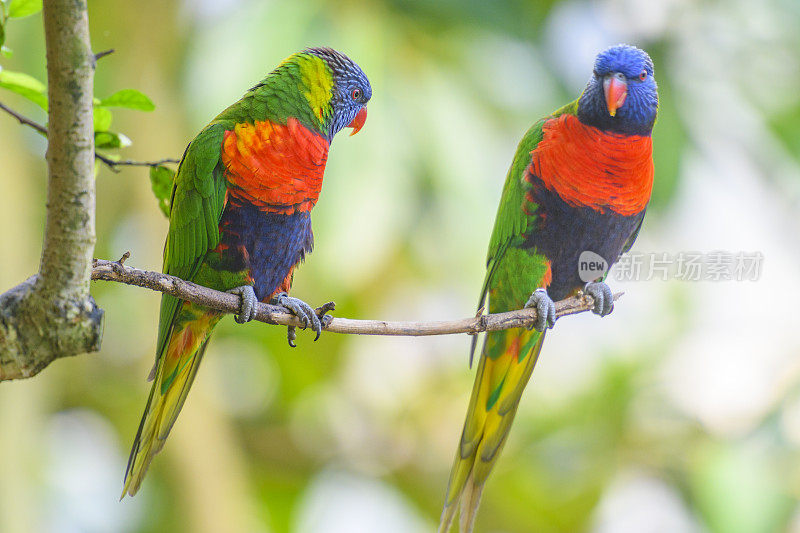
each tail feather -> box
[458,476,483,533]
[158,338,208,441]
[439,329,546,532]
[122,309,219,498]
[438,497,458,533]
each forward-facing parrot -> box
[122,47,371,497]
[439,44,658,532]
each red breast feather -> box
[221,117,330,214]
[529,114,653,216]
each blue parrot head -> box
[306,47,372,141]
[577,44,658,136]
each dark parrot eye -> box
[351,88,362,100]
[639,70,648,81]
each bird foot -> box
[271,292,326,346]
[583,281,614,317]
[524,288,556,332]
[227,285,257,324]
[316,301,336,328]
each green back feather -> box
[476,98,579,315]
[155,124,228,385]
[215,51,334,134]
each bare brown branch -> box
[0,100,179,171]
[93,153,180,171]
[0,101,49,135]
[94,48,115,61]
[91,258,621,336]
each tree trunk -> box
[0,0,103,380]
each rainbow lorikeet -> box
[439,44,658,532]
[122,47,371,497]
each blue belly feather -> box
[218,199,313,301]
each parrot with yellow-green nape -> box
[122,47,371,497]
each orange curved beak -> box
[347,106,367,136]
[603,74,627,117]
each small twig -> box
[91,258,623,337]
[0,101,48,135]
[94,48,115,61]
[111,251,131,275]
[0,100,179,171]
[94,154,180,172]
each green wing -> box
[154,123,229,366]
[479,121,543,302]
[478,99,579,309]
[468,121,543,363]
[469,102,579,363]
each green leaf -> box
[99,89,155,111]
[0,69,47,109]
[150,165,175,217]
[93,106,112,132]
[8,0,41,18]
[95,131,131,149]
[0,18,5,49]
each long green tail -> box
[439,328,546,533]
[121,303,221,497]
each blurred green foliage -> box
[0,3,159,165]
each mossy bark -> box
[0,0,103,380]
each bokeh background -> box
[2,0,800,531]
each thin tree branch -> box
[0,100,179,171]
[0,101,48,135]
[91,257,622,336]
[94,153,180,170]
[94,48,114,61]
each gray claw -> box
[524,288,556,332]
[287,326,297,348]
[584,281,614,317]
[315,301,336,340]
[228,285,257,324]
[271,292,323,344]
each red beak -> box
[347,106,367,136]
[603,73,627,117]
